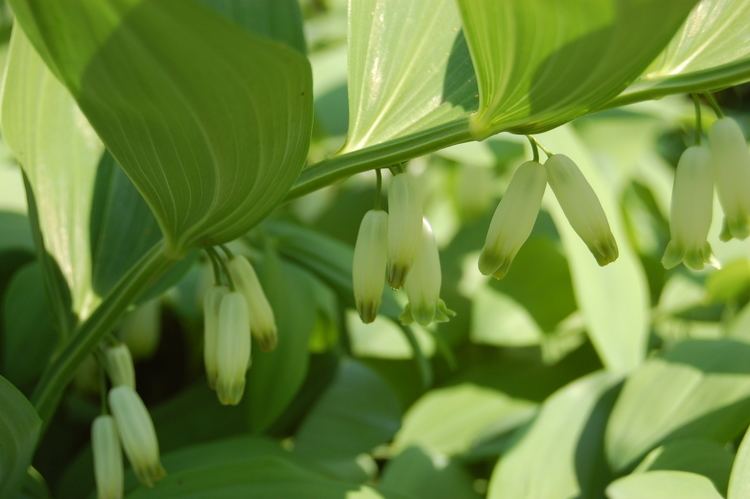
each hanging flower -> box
[91,415,123,499]
[108,386,165,487]
[104,343,135,389]
[708,116,750,241]
[387,172,423,288]
[215,291,251,406]
[352,209,388,323]
[227,256,277,351]
[545,154,618,266]
[479,160,546,278]
[202,285,228,389]
[662,145,715,270]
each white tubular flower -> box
[108,386,165,487]
[104,344,135,389]
[92,415,123,499]
[479,161,546,278]
[387,172,423,288]
[708,117,750,241]
[227,257,277,352]
[353,209,389,323]
[662,145,715,270]
[203,285,228,389]
[545,154,619,266]
[402,218,453,326]
[215,291,251,406]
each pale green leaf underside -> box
[9,0,313,251]
[607,471,724,499]
[614,0,750,105]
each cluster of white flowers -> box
[480,154,618,279]
[92,344,165,499]
[353,171,453,326]
[663,117,750,270]
[202,254,277,405]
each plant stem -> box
[703,92,724,118]
[691,94,702,145]
[527,135,540,162]
[32,241,177,425]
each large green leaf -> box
[606,339,750,472]
[487,371,621,499]
[606,471,723,499]
[0,375,41,498]
[729,426,750,499]
[614,0,750,105]
[455,0,696,135]
[343,0,477,153]
[540,126,650,372]
[392,383,535,457]
[8,0,312,250]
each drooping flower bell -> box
[708,117,750,241]
[104,343,135,389]
[387,172,423,288]
[215,291,251,406]
[545,154,618,266]
[353,209,389,323]
[203,285,228,389]
[108,386,165,487]
[91,415,123,499]
[479,161,546,279]
[227,256,277,351]
[662,145,715,270]
[401,218,453,326]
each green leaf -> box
[8,0,312,250]
[487,371,621,499]
[614,0,750,106]
[379,447,480,499]
[456,0,697,135]
[606,471,723,499]
[0,375,41,498]
[294,359,401,469]
[126,456,383,499]
[343,0,477,152]
[635,439,735,495]
[392,383,535,457]
[2,263,57,390]
[606,339,750,472]
[729,426,750,499]
[245,256,316,432]
[540,125,650,371]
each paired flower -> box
[662,145,715,270]
[227,256,277,351]
[353,209,389,323]
[479,161,547,279]
[92,415,123,499]
[104,343,135,389]
[387,172,423,288]
[108,386,165,487]
[202,284,228,389]
[214,291,251,406]
[708,117,750,241]
[545,154,619,266]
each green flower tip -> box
[721,216,750,242]
[216,378,246,406]
[387,262,409,289]
[590,235,619,267]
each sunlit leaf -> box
[606,339,750,472]
[487,371,621,499]
[8,0,312,250]
[0,375,41,498]
[729,426,750,499]
[607,471,723,499]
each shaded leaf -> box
[729,425,750,499]
[0,375,41,498]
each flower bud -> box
[215,292,251,406]
[203,285,228,389]
[120,299,161,360]
[108,386,165,487]
[387,172,423,288]
[545,154,618,266]
[353,209,388,323]
[662,145,715,270]
[227,257,277,351]
[403,218,443,326]
[104,344,135,389]
[708,117,750,241]
[92,415,123,499]
[479,161,546,278]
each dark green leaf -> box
[0,375,41,498]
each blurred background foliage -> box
[2,0,750,497]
